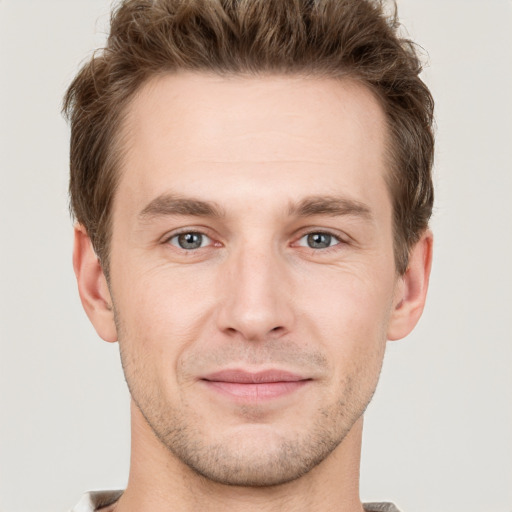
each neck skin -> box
[113,400,365,512]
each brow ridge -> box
[138,193,372,222]
[289,195,372,219]
[139,194,225,219]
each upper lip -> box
[201,369,310,384]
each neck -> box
[115,401,365,512]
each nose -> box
[215,243,295,342]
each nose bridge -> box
[216,237,293,340]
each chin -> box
[179,441,330,487]
[159,421,350,488]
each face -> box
[107,73,400,486]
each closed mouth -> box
[200,369,311,400]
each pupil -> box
[308,233,331,249]
[179,233,202,249]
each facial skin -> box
[74,73,432,511]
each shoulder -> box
[69,490,123,512]
[363,503,402,512]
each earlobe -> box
[387,230,433,341]
[73,225,118,343]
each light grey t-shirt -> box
[70,490,402,512]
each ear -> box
[73,225,118,342]
[387,230,433,341]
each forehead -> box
[116,72,389,213]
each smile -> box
[201,369,312,400]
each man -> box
[65,0,434,510]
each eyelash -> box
[163,228,347,253]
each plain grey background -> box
[1,1,511,511]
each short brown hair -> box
[64,0,434,276]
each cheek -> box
[114,258,213,324]
[111,262,220,372]
[294,265,393,397]
[296,265,395,342]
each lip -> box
[200,369,311,401]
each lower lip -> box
[202,380,309,400]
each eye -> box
[168,232,212,250]
[297,232,341,249]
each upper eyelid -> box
[167,231,212,241]
[293,227,349,243]
[161,226,216,243]
[299,231,342,240]
[299,229,342,237]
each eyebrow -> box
[138,194,225,220]
[289,195,373,220]
[138,193,372,222]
